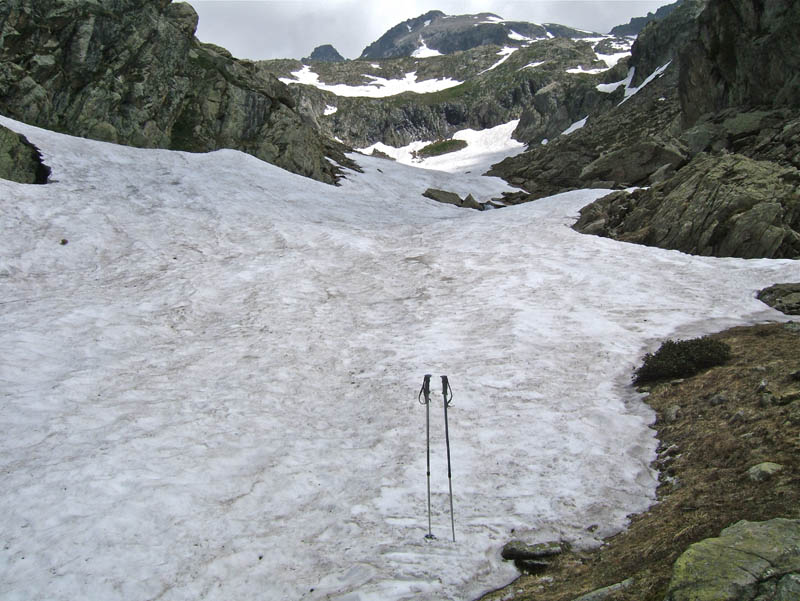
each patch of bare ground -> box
[480,320,800,601]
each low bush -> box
[415,139,468,158]
[633,336,732,385]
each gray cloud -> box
[183,0,672,60]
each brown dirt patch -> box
[480,320,800,601]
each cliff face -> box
[679,0,800,125]
[0,0,352,183]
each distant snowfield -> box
[279,65,462,98]
[358,120,526,173]
[2,115,798,601]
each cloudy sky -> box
[182,1,673,60]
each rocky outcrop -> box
[573,153,800,259]
[579,140,687,187]
[490,0,800,260]
[758,283,800,315]
[422,188,485,210]
[664,518,800,601]
[303,45,345,63]
[679,0,800,126]
[0,125,50,184]
[489,60,683,199]
[0,0,352,183]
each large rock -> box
[0,0,352,183]
[0,125,50,184]
[422,188,484,210]
[573,153,800,259]
[758,283,800,315]
[664,518,800,601]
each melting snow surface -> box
[2,114,798,601]
[324,105,338,116]
[279,66,461,98]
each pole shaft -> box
[442,376,455,543]
[426,397,432,538]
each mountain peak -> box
[303,44,346,63]
[359,11,598,59]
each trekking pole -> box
[441,375,455,542]
[418,374,435,540]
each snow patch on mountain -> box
[279,65,461,98]
[358,120,526,173]
[412,39,442,58]
[478,46,518,75]
[562,116,588,135]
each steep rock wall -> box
[0,0,351,183]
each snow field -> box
[1,115,798,601]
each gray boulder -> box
[579,140,687,186]
[423,188,484,210]
[0,125,50,184]
[758,283,800,315]
[665,518,800,601]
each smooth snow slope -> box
[1,116,798,601]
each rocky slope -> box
[0,0,352,183]
[264,33,633,150]
[490,0,800,259]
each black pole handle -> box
[441,375,453,406]
[418,374,432,405]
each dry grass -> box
[480,321,800,601]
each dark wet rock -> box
[0,125,50,184]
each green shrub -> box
[633,336,732,385]
[415,139,468,158]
